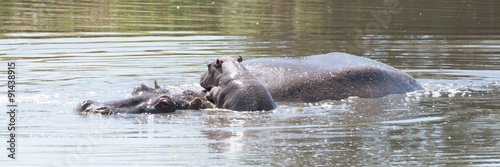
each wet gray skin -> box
[200,56,276,111]
[76,93,177,114]
[202,52,423,103]
[77,81,212,114]
[131,80,212,110]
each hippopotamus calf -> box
[76,93,177,114]
[200,56,276,111]
[241,52,423,102]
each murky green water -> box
[1,0,500,166]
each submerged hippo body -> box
[76,81,212,114]
[200,56,276,111]
[241,52,423,102]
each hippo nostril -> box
[94,106,111,114]
[96,107,108,110]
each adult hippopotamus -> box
[76,93,177,114]
[200,56,276,111]
[131,80,213,110]
[76,81,212,114]
[202,52,423,103]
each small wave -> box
[381,116,443,124]
[405,80,500,101]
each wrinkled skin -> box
[76,94,177,114]
[201,52,423,103]
[200,56,276,111]
[76,81,212,115]
[131,81,213,110]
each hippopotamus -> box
[200,56,276,111]
[131,80,213,110]
[76,81,212,114]
[201,52,423,103]
[76,93,177,114]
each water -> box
[1,0,500,166]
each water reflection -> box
[3,0,499,69]
[198,86,500,166]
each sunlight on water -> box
[380,116,443,124]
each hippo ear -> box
[237,55,243,63]
[154,80,161,89]
[215,59,222,67]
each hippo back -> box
[243,52,423,102]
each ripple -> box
[380,116,444,124]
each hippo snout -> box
[77,100,113,114]
[200,72,213,91]
[77,100,95,112]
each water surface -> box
[1,0,500,166]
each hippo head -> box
[76,94,177,114]
[200,55,242,91]
[131,80,168,96]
